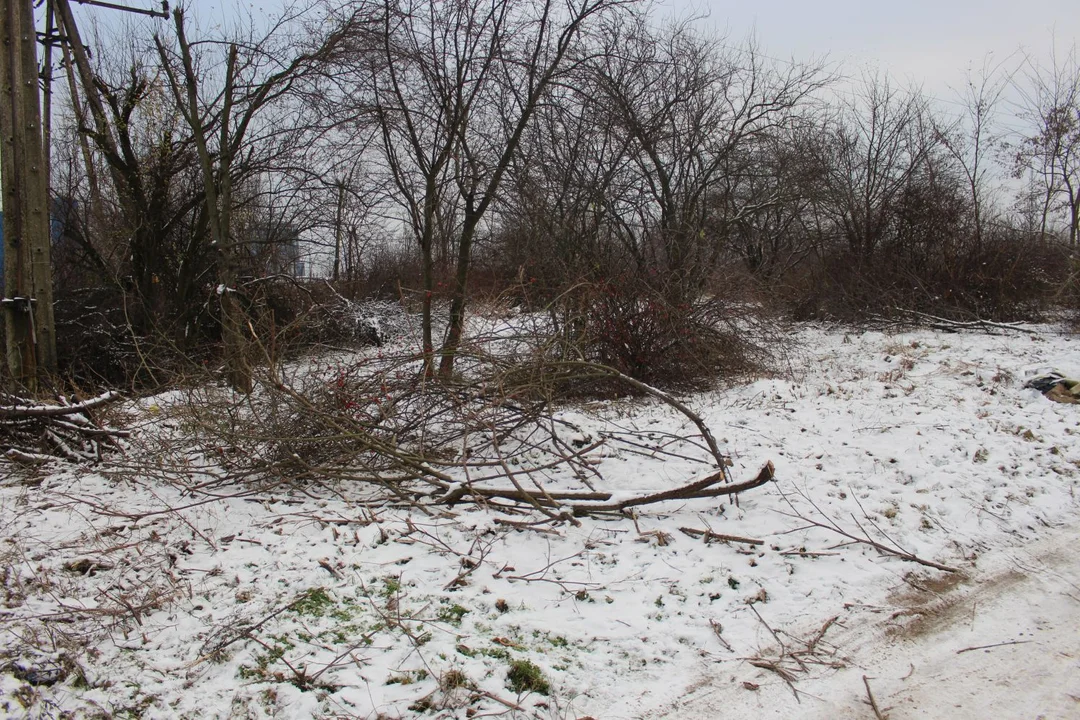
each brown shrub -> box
[547,275,777,390]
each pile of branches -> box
[1,391,128,465]
[257,280,416,352]
[123,335,775,520]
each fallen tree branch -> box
[139,344,770,520]
[709,619,733,652]
[745,607,844,701]
[441,485,611,505]
[0,391,121,418]
[955,640,1032,654]
[680,527,764,545]
[897,308,1038,334]
[570,461,774,515]
[539,360,729,474]
[4,449,54,465]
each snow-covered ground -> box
[2,323,1079,719]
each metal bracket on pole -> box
[71,0,169,19]
[0,297,37,313]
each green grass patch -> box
[437,603,469,625]
[291,588,334,617]
[381,577,402,597]
[239,635,295,680]
[506,659,550,695]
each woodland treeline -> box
[34,0,1080,388]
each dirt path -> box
[644,526,1080,719]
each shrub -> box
[547,275,776,390]
[783,231,1068,323]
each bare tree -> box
[1013,43,1080,244]
[814,73,933,263]
[498,76,631,290]
[935,56,1013,247]
[589,19,827,299]
[155,5,352,391]
[320,0,633,376]
[729,124,826,283]
[54,0,213,335]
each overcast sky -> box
[658,0,1078,99]
[63,0,1080,115]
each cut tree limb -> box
[778,486,962,574]
[955,640,1032,654]
[544,360,730,475]
[570,461,775,515]
[435,462,775,517]
[898,308,1038,334]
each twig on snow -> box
[777,485,961,574]
[709,619,733,652]
[863,675,885,720]
[955,640,1032,654]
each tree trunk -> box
[168,12,251,392]
[438,214,478,378]
[419,182,439,376]
[333,181,344,281]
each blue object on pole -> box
[0,202,73,292]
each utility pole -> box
[1,0,56,389]
[0,0,166,390]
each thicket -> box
[26,1,1080,392]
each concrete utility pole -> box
[0,0,56,389]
